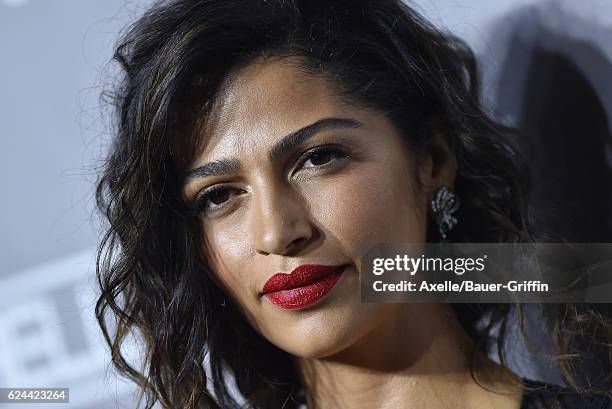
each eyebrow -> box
[183,117,362,186]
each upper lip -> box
[261,264,346,294]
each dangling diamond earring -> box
[431,186,460,240]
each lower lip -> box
[264,268,345,310]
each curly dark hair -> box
[95,0,612,408]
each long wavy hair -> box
[95,0,612,408]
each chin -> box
[264,301,387,359]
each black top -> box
[520,378,612,409]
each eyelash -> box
[192,144,351,216]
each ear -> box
[416,127,457,199]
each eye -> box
[299,145,350,170]
[193,185,242,216]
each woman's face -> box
[182,58,454,358]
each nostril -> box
[286,237,305,252]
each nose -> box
[250,182,314,256]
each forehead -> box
[193,58,354,164]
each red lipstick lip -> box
[262,264,347,310]
[262,264,346,293]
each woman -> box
[95,0,612,408]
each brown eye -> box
[301,145,350,169]
[208,189,230,205]
[194,186,240,215]
[304,152,333,167]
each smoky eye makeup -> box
[191,186,235,216]
[292,143,352,174]
[187,127,367,217]
[190,142,355,217]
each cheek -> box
[201,223,253,302]
[308,163,427,259]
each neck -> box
[295,304,523,409]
